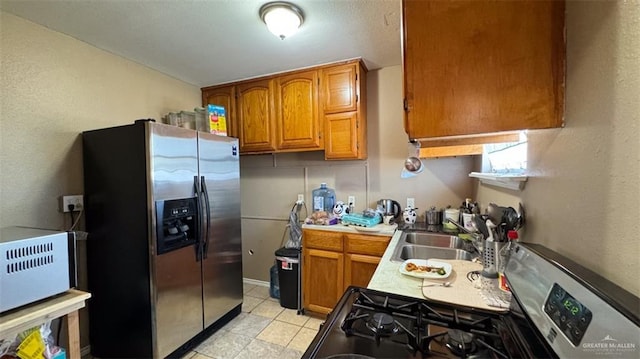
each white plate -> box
[399,259,452,279]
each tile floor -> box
[182,283,324,359]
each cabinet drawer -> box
[345,234,391,256]
[303,229,343,251]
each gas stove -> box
[302,243,639,359]
[303,286,529,358]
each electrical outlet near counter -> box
[348,195,356,209]
[60,195,84,212]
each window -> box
[482,131,527,174]
[470,131,528,190]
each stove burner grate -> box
[444,329,478,357]
[365,312,400,336]
[339,289,510,358]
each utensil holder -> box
[481,240,507,278]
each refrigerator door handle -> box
[194,175,203,262]
[201,176,211,259]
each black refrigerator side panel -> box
[83,123,153,358]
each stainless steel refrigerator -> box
[83,120,242,358]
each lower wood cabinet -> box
[302,229,391,314]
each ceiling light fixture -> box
[259,1,304,40]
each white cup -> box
[383,215,395,225]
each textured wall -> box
[0,11,201,349]
[475,1,640,296]
[0,12,201,229]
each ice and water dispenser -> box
[155,198,198,255]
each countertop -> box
[368,230,509,312]
[302,223,397,237]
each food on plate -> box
[405,262,446,275]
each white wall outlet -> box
[61,195,84,212]
[347,195,356,208]
[297,194,304,204]
[407,197,415,209]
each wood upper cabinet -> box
[403,0,565,140]
[201,85,237,138]
[302,229,390,314]
[322,64,358,114]
[275,70,322,150]
[200,59,368,158]
[236,79,276,153]
[321,61,367,160]
[324,112,359,160]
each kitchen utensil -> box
[517,202,526,229]
[404,157,423,172]
[502,206,519,231]
[481,240,507,278]
[419,281,452,288]
[401,140,424,178]
[486,203,504,224]
[472,214,490,239]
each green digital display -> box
[545,283,593,346]
[562,298,580,316]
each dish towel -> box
[479,288,512,309]
[475,277,512,309]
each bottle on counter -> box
[312,183,335,213]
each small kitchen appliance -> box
[377,199,401,219]
[0,227,76,313]
[303,242,639,358]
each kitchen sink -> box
[393,245,475,261]
[404,232,466,249]
[390,230,478,262]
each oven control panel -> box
[506,243,639,359]
[544,283,592,346]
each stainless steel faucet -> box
[446,218,484,253]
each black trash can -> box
[274,247,300,309]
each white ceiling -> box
[1,0,402,87]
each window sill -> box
[469,172,528,191]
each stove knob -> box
[578,316,589,328]
[572,328,582,338]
